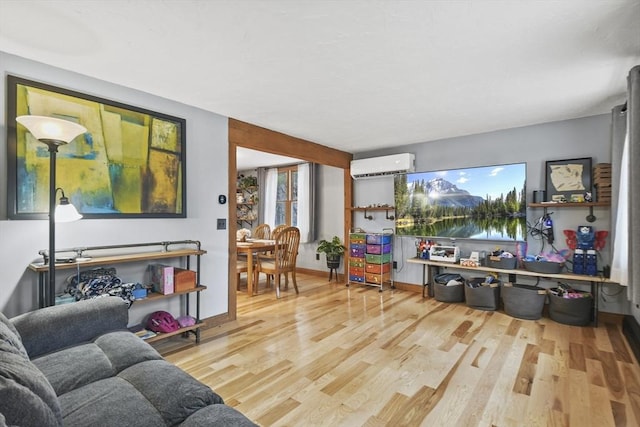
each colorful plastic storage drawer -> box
[366,243,392,254]
[350,248,365,258]
[365,273,390,284]
[365,253,392,264]
[349,259,365,268]
[365,263,391,274]
[350,233,366,244]
[349,275,365,283]
[349,266,365,276]
[366,234,392,245]
[350,243,365,250]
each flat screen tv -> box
[394,162,527,241]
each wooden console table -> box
[407,257,616,326]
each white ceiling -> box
[1,0,639,166]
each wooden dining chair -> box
[254,226,300,298]
[253,223,271,240]
[236,259,249,290]
[270,224,288,240]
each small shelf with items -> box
[348,206,396,220]
[236,183,258,227]
[28,240,206,344]
[528,201,610,223]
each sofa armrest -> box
[11,297,128,359]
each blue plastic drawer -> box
[366,243,392,254]
[366,234,392,245]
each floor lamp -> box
[16,116,86,307]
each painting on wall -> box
[6,75,186,219]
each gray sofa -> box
[0,297,256,427]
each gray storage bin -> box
[485,256,517,270]
[502,284,546,320]
[433,282,465,303]
[548,292,592,326]
[522,260,564,274]
[465,278,501,311]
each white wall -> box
[354,115,630,315]
[0,52,230,321]
[300,164,344,271]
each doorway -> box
[228,118,353,319]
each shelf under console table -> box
[28,240,207,343]
[406,257,616,326]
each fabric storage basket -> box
[548,291,592,326]
[502,284,546,320]
[485,256,517,270]
[522,260,564,274]
[464,278,501,311]
[434,282,465,302]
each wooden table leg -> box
[247,251,254,296]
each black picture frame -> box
[545,157,592,202]
[6,75,186,219]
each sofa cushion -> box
[0,311,27,359]
[32,341,116,396]
[11,297,128,358]
[94,330,163,372]
[0,351,62,427]
[59,377,166,427]
[181,403,259,427]
[33,331,163,396]
[118,359,223,425]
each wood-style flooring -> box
[155,273,640,427]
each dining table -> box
[236,239,276,296]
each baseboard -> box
[623,315,640,364]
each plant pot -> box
[326,254,341,269]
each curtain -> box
[611,65,639,304]
[263,168,278,229]
[257,168,266,224]
[297,163,317,243]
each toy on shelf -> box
[563,226,608,275]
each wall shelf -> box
[349,206,396,220]
[28,240,206,344]
[528,201,610,223]
[528,202,609,208]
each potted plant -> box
[316,236,347,269]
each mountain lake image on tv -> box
[394,162,527,241]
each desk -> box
[407,257,616,326]
[237,239,276,296]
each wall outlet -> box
[393,261,397,269]
[216,218,226,230]
[316,253,320,261]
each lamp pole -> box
[46,142,59,307]
[16,116,86,308]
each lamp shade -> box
[16,115,87,144]
[55,202,83,223]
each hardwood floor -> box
[156,273,640,427]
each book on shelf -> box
[129,325,157,340]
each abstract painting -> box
[6,75,186,219]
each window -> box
[275,166,298,226]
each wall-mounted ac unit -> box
[350,153,415,179]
